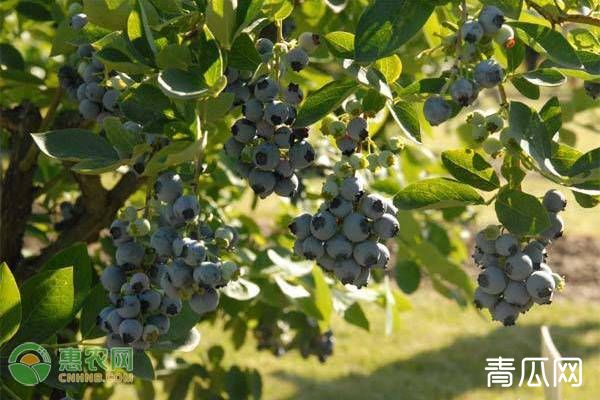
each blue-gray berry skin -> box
[249,168,276,198]
[116,241,145,269]
[255,120,274,139]
[505,252,533,281]
[100,266,125,292]
[293,238,306,257]
[70,13,88,30]
[182,241,207,266]
[77,43,94,58]
[473,287,499,309]
[274,126,293,149]
[189,287,219,314]
[264,101,289,125]
[353,240,381,267]
[302,236,325,259]
[584,81,600,99]
[123,121,142,133]
[289,213,312,239]
[503,281,531,307]
[155,172,183,203]
[146,314,170,334]
[160,273,180,299]
[492,301,519,326]
[329,196,353,218]
[373,243,391,269]
[76,83,87,101]
[254,76,279,102]
[495,233,519,256]
[231,119,256,143]
[78,99,100,120]
[423,96,452,126]
[105,309,123,333]
[224,137,244,159]
[242,98,264,122]
[110,219,131,245]
[450,78,479,106]
[477,266,507,295]
[310,211,337,241]
[325,235,353,260]
[193,262,222,287]
[118,319,143,343]
[289,141,315,169]
[138,289,162,313]
[97,306,115,332]
[151,227,179,257]
[478,5,505,36]
[102,89,120,111]
[540,212,564,241]
[340,177,364,202]
[117,295,141,318]
[85,82,105,102]
[535,262,552,274]
[284,83,303,105]
[317,255,336,271]
[460,20,484,43]
[360,194,386,220]
[142,324,160,343]
[523,240,546,267]
[542,190,567,212]
[336,136,357,156]
[160,296,183,316]
[274,174,299,197]
[286,47,309,72]
[475,231,497,254]
[167,260,193,288]
[342,213,371,243]
[333,258,361,284]
[253,143,280,171]
[373,213,400,239]
[472,246,485,265]
[353,267,370,288]
[474,59,504,88]
[173,195,200,221]
[347,117,368,142]
[129,272,150,293]
[526,270,555,304]
[255,38,274,62]
[82,64,101,83]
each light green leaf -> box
[387,101,421,143]
[311,267,332,328]
[274,276,310,298]
[84,0,131,31]
[144,140,201,176]
[228,33,262,72]
[206,0,237,49]
[156,44,192,70]
[323,31,355,59]
[481,0,522,19]
[261,0,293,20]
[569,148,600,177]
[221,278,261,300]
[441,149,500,191]
[343,302,369,331]
[295,79,357,127]
[374,55,402,83]
[0,263,21,347]
[394,178,485,210]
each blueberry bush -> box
[1,0,599,398]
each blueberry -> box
[460,20,484,44]
[256,37,274,62]
[183,241,207,266]
[106,333,125,348]
[310,211,337,241]
[372,243,390,269]
[302,236,325,259]
[336,136,357,156]
[150,227,179,257]
[536,262,552,274]
[474,59,504,88]
[189,287,219,314]
[293,238,306,257]
[495,233,519,256]
[70,13,88,30]
[102,89,120,111]
[423,96,452,126]
[224,137,245,159]
[84,82,104,102]
[142,324,161,344]
[347,117,368,142]
[352,240,380,267]
[542,190,566,212]
[584,81,600,100]
[225,67,240,82]
[491,301,519,326]
[286,47,309,72]
[97,306,114,332]
[298,32,321,53]
[254,76,279,102]
[523,240,546,267]
[485,114,504,132]
[289,213,312,239]
[353,267,370,288]
[340,176,364,202]
[285,106,297,125]
[123,121,142,133]
[373,213,400,239]
[231,119,257,143]
[109,219,131,245]
[146,314,170,334]
[76,83,87,101]
[329,196,353,218]
[77,45,93,60]
[317,255,336,271]
[117,295,141,318]
[450,78,479,106]
[325,235,353,260]
[154,172,183,203]
[256,120,275,139]
[160,273,180,299]
[333,258,361,284]
[503,281,531,307]
[108,291,120,306]
[274,174,299,197]
[274,126,293,149]
[478,5,505,36]
[342,213,370,243]
[540,212,564,241]
[193,262,222,287]
[283,83,303,105]
[173,195,200,221]
[494,25,515,48]
[129,272,150,293]
[360,194,386,219]
[242,98,264,122]
[249,168,276,198]
[473,287,499,309]
[253,143,280,171]
[277,159,295,178]
[116,241,145,269]
[138,289,161,313]
[289,141,315,170]
[477,266,507,295]
[78,99,100,120]
[160,296,183,316]
[263,101,288,125]
[505,252,533,281]
[104,310,123,333]
[526,270,555,304]
[167,260,193,288]
[475,230,497,254]
[228,80,251,105]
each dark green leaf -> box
[569,147,600,177]
[295,79,357,127]
[441,149,500,191]
[323,31,355,59]
[158,68,210,99]
[395,259,420,294]
[521,69,566,86]
[80,284,110,340]
[229,33,262,71]
[0,44,25,70]
[343,302,369,330]
[95,47,153,75]
[495,188,551,236]
[156,44,192,70]
[540,96,562,135]
[121,84,171,125]
[132,351,155,380]
[103,117,143,157]
[394,178,485,210]
[506,41,525,72]
[31,129,119,162]
[387,101,421,143]
[16,1,51,21]
[0,263,21,347]
[511,22,581,69]
[399,78,446,95]
[511,76,540,99]
[572,191,599,208]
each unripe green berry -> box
[378,150,396,167]
[344,99,363,116]
[128,218,151,236]
[485,114,504,132]
[121,206,138,222]
[482,137,503,156]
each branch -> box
[525,0,600,27]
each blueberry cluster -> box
[289,175,399,287]
[96,172,239,349]
[321,114,370,156]
[467,110,504,155]
[423,6,514,126]
[472,190,567,326]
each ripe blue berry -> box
[333,258,361,284]
[473,287,498,309]
[503,281,531,307]
[249,168,276,197]
[100,265,125,292]
[173,195,200,221]
[460,20,484,44]
[336,136,357,156]
[231,119,257,143]
[104,310,123,333]
[78,99,100,120]
[274,126,293,149]
[102,89,120,111]
[347,117,368,141]
[138,289,161,313]
[495,233,518,256]
[116,241,145,269]
[160,296,183,316]
[505,252,533,281]
[150,227,179,257]
[256,120,275,139]
[289,141,315,169]
[118,318,143,343]
[289,213,312,239]
[373,213,400,239]
[242,98,264,122]
[478,6,505,36]
[283,83,303,105]
[70,13,88,30]
[526,270,555,304]
[264,101,289,125]
[474,59,503,88]
[325,235,353,260]
[353,240,380,267]
[189,287,219,314]
[340,176,364,202]
[142,324,160,343]
[286,47,309,72]
[274,174,299,197]
[255,38,274,62]
[254,76,279,102]
[146,314,170,334]
[450,78,479,106]
[542,190,566,212]
[372,243,390,269]
[584,81,600,99]
[540,212,564,241]
[423,96,452,126]
[167,260,193,288]
[492,301,519,326]
[477,266,507,295]
[109,219,131,245]
[193,262,222,287]
[117,295,141,318]
[224,137,244,159]
[129,272,150,293]
[310,211,337,241]
[342,213,370,243]
[155,172,183,203]
[302,236,325,259]
[360,194,386,219]
[253,143,280,171]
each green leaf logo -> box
[8,342,52,386]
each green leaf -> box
[103,117,143,156]
[374,55,402,84]
[539,96,561,134]
[0,263,21,347]
[158,68,210,99]
[274,276,310,298]
[395,259,420,294]
[343,61,392,99]
[132,351,155,380]
[569,147,600,177]
[121,83,171,125]
[31,129,119,162]
[506,41,525,73]
[511,76,540,99]
[261,0,293,20]
[510,22,582,69]
[441,149,500,191]
[84,0,132,31]
[343,302,369,331]
[221,278,260,300]
[71,158,124,174]
[94,47,153,75]
[0,69,45,86]
[572,191,599,208]
[481,0,522,19]
[399,78,446,95]
[521,69,566,87]
[0,43,25,70]
[156,44,192,70]
[354,0,434,62]
[295,78,357,127]
[495,188,551,236]
[501,155,526,189]
[80,284,110,340]
[16,1,51,21]
[206,0,236,49]
[144,140,201,176]
[311,267,332,328]
[551,142,581,176]
[10,267,75,344]
[323,31,355,59]
[196,26,224,88]
[228,33,262,72]
[387,101,421,143]
[394,178,485,210]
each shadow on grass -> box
[273,321,600,400]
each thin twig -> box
[525,0,600,27]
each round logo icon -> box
[8,342,52,386]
